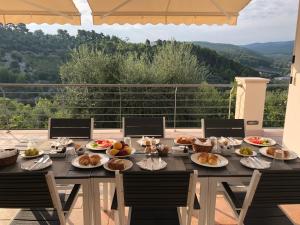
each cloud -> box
[27,0,299,44]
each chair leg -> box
[114,210,120,225]
[103,183,109,211]
[181,207,187,225]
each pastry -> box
[176,136,193,145]
[207,154,218,165]
[198,153,218,165]
[198,152,209,163]
[90,155,101,165]
[79,155,90,166]
[107,158,125,170]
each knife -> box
[29,156,45,170]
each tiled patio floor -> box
[0,128,295,225]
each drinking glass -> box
[124,137,132,146]
[272,150,285,168]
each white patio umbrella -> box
[88,0,251,25]
[0,0,81,25]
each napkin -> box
[137,158,167,171]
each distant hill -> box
[193,41,294,76]
[242,41,294,56]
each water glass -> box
[272,150,285,168]
[124,137,132,146]
[66,147,76,162]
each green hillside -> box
[0,24,258,84]
[193,41,293,76]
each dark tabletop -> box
[0,138,300,179]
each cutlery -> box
[29,156,45,170]
[151,158,154,170]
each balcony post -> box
[235,77,270,136]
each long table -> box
[1,138,300,225]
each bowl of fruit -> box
[106,141,136,158]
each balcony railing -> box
[0,83,288,130]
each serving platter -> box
[71,153,109,169]
[190,153,228,168]
[244,136,276,147]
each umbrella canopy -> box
[88,0,251,25]
[0,0,81,25]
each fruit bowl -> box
[106,141,136,158]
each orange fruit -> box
[113,142,123,150]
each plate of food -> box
[191,152,228,168]
[86,139,116,151]
[244,136,276,147]
[106,141,136,158]
[21,148,44,159]
[240,157,271,169]
[259,147,298,160]
[235,147,257,157]
[104,158,133,171]
[72,153,109,169]
[174,136,194,145]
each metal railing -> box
[0,83,288,130]
[0,83,234,130]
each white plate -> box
[244,136,276,147]
[106,148,136,158]
[137,158,167,171]
[235,149,257,157]
[240,157,271,169]
[259,147,298,160]
[21,158,52,171]
[21,150,44,159]
[137,138,160,146]
[190,153,228,168]
[104,159,133,172]
[71,153,109,169]
[86,139,116,151]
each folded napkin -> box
[137,158,167,171]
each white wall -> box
[283,1,300,154]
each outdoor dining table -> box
[1,138,300,225]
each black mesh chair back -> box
[49,118,93,139]
[251,170,300,207]
[123,117,165,138]
[235,170,300,225]
[0,172,54,208]
[202,119,245,138]
[122,171,191,207]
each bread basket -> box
[192,138,214,153]
[0,149,19,167]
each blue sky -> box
[27,0,299,45]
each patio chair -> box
[112,170,198,225]
[0,171,80,225]
[222,170,300,225]
[123,117,165,138]
[201,119,245,138]
[48,118,94,139]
